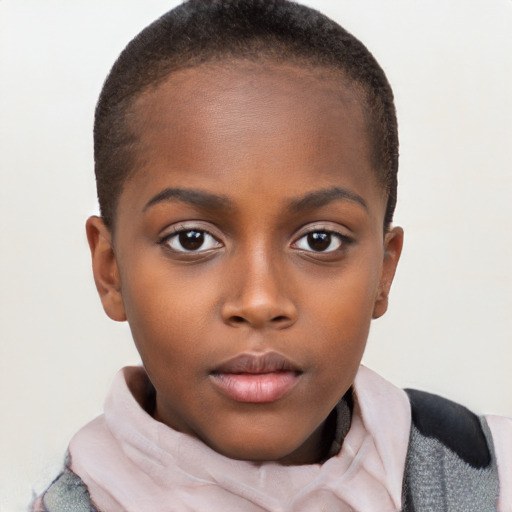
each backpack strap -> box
[402,389,499,512]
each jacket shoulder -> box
[405,388,491,467]
[402,389,499,512]
[32,467,98,512]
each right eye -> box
[163,228,222,252]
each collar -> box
[69,365,410,512]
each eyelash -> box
[159,225,222,253]
[158,225,352,255]
[292,228,352,254]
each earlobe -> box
[85,216,127,322]
[372,226,404,319]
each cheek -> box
[302,257,382,372]
[119,261,220,366]
[306,258,381,331]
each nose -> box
[221,249,298,330]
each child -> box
[32,0,511,510]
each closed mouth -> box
[210,351,302,403]
[211,351,301,375]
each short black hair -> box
[94,0,398,230]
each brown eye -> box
[294,230,343,252]
[165,229,222,252]
[179,230,204,250]
[307,232,331,251]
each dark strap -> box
[402,389,499,512]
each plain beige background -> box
[1,1,511,510]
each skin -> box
[86,61,403,465]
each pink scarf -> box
[69,366,411,511]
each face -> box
[87,62,403,465]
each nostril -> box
[272,315,288,323]
[230,316,246,324]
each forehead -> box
[120,61,385,221]
[133,61,369,160]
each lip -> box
[210,352,302,403]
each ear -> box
[372,226,404,319]
[85,216,127,322]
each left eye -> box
[165,229,221,252]
[294,231,343,252]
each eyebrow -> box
[288,186,368,212]
[143,187,232,212]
